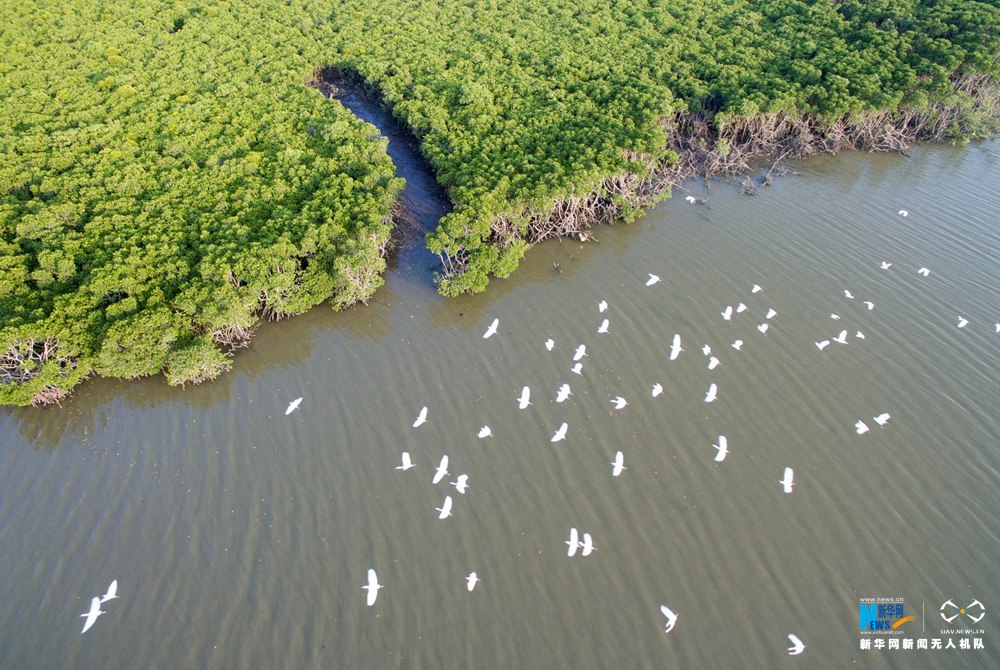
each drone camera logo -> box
[940,599,986,624]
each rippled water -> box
[1,142,998,669]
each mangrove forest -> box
[2,0,998,405]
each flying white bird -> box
[570,363,583,375]
[477,426,492,439]
[830,313,841,320]
[566,528,580,557]
[702,344,712,356]
[787,634,806,655]
[598,300,608,313]
[285,397,303,415]
[833,330,849,344]
[556,384,572,403]
[766,308,778,319]
[712,436,728,462]
[482,318,499,339]
[704,383,718,403]
[436,496,453,519]
[573,344,588,361]
[651,383,664,397]
[815,340,830,350]
[551,423,568,443]
[855,420,870,435]
[545,338,555,351]
[874,413,891,426]
[660,604,679,633]
[855,331,865,340]
[780,467,795,493]
[898,209,908,217]
[362,569,382,606]
[736,303,748,314]
[432,455,449,484]
[396,452,415,471]
[611,451,626,477]
[413,406,428,428]
[731,339,744,351]
[669,334,683,361]
[581,533,596,556]
[880,261,892,270]
[646,274,661,286]
[517,386,531,409]
[610,396,628,410]
[757,323,769,334]
[707,356,720,370]
[685,195,697,203]
[466,572,480,592]
[597,319,610,334]
[721,305,733,321]
[80,597,105,634]
[957,316,969,328]
[995,323,1000,333]
[844,290,855,299]
[751,284,763,294]
[917,267,931,277]
[863,301,875,311]
[100,580,118,603]
[451,474,470,494]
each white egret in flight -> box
[80,597,105,634]
[100,580,118,603]
[432,455,449,484]
[517,386,531,409]
[413,406,428,428]
[451,474,470,494]
[482,318,499,339]
[669,334,683,361]
[566,528,580,557]
[660,604,678,633]
[436,495,453,519]
[712,436,728,462]
[362,569,382,606]
[780,467,795,493]
[551,423,568,443]
[611,451,626,477]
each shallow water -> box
[1,141,998,669]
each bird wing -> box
[102,580,118,601]
[81,598,101,633]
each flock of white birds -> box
[269,221,997,656]
[69,203,995,661]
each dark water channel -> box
[317,74,451,287]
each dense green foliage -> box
[2,0,997,404]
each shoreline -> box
[434,73,999,294]
[4,72,997,406]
